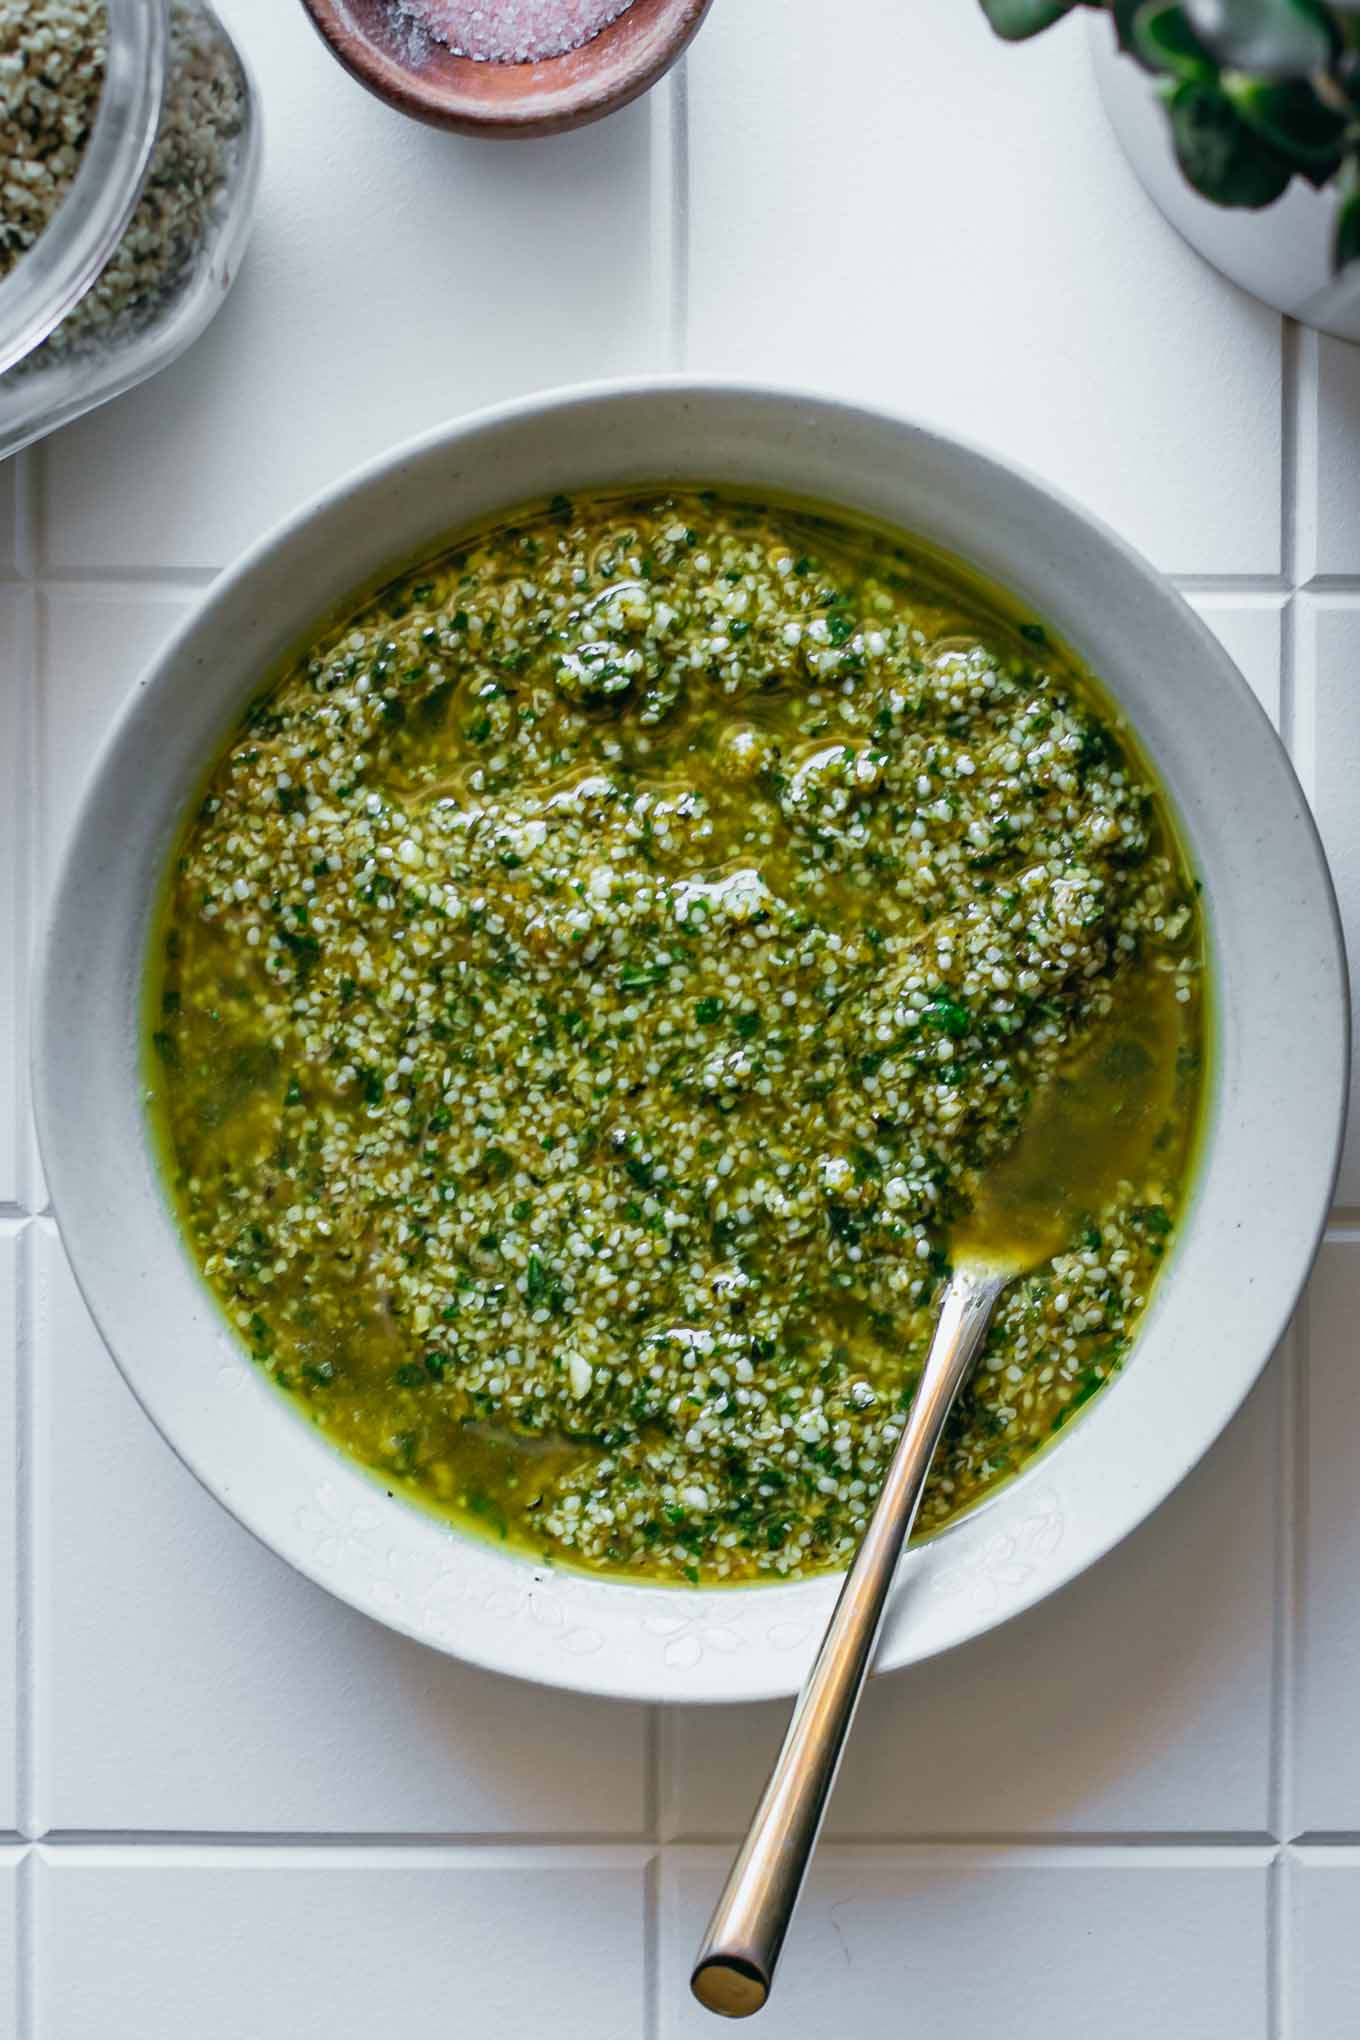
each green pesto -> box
[145,491,1208,1585]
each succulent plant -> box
[980,0,1360,267]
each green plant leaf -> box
[1132,2,1218,76]
[1298,149,1349,189]
[1112,0,1147,51]
[1336,49,1360,116]
[1335,156,1360,266]
[1182,0,1335,76]
[978,0,1079,38]
[1164,77,1296,203]
[1221,71,1350,168]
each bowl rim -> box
[33,374,1350,1703]
[297,0,714,138]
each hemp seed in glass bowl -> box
[0,0,259,455]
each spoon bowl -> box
[957,970,1183,1272]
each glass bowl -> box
[0,0,261,459]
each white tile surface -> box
[33,1228,647,1836]
[1292,1853,1360,2040]
[36,589,195,894]
[1295,1242,1360,1836]
[1185,595,1284,728]
[666,1362,1280,1841]
[37,0,662,574]
[0,1235,18,1834]
[35,1847,647,2039]
[10,0,1360,2023]
[1300,334,1360,582]
[0,592,26,1206]
[663,1850,1270,2039]
[27,590,192,1212]
[1294,596,1360,1204]
[685,0,1283,577]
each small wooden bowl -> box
[299,0,714,139]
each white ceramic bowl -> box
[35,381,1348,1704]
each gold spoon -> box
[690,977,1180,2019]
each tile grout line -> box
[1288,323,1319,597]
[1277,318,1303,770]
[1280,1285,1311,2040]
[643,1705,662,1858]
[1279,587,1299,818]
[1274,1310,1304,1851]
[38,1827,660,1850]
[668,56,690,370]
[1172,572,1360,596]
[660,1827,1279,1851]
[1172,574,1291,596]
[4,579,29,1206]
[648,1708,671,2035]
[8,1833,1290,1881]
[30,1836,663,1867]
[1280,319,1301,594]
[657,1840,1280,1870]
[1268,1320,1301,2040]
[643,1847,661,2040]
[13,1220,35,2040]
[29,568,220,594]
[647,67,677,372]
[18,578,43,1221]
[1267,310,1305,2040]
[26,1826,1283,1851]
[15,1219,36,1850]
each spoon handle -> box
[690,1263,1008,2020]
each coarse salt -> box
[393,0,634,64]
